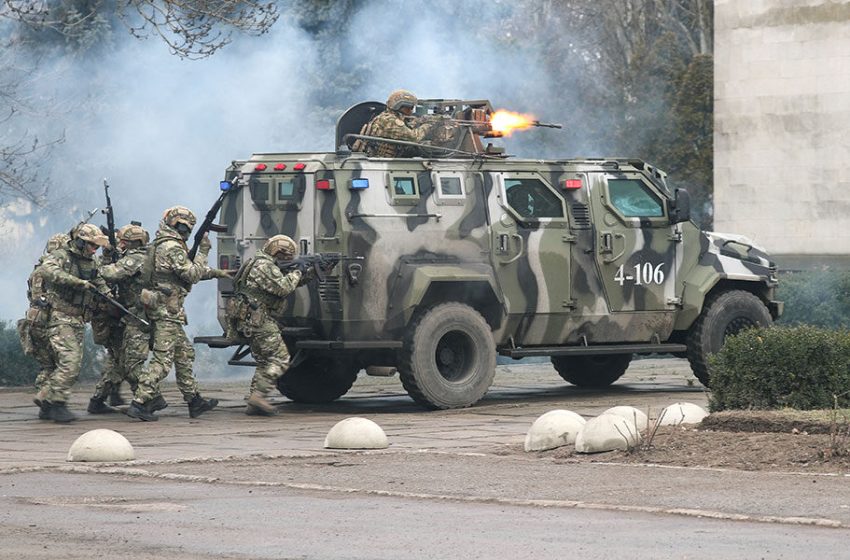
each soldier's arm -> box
[254,262,302,298]
[161,242,207,285]
[100,255,143,283]
[200,266,231,280]
[393,115,433,143]
[40,252,85,287]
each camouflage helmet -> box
[72,223,109,247]
[263,235,297,259]
[387,89,417,112]
[162,205,196,229]
[117,224,149,244]
[44,233,70,254]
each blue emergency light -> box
[220,180,233,192]
[350,178,369,190]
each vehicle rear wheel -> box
[686,289,772,387]
[276,355,360,404]
[551,354,632,388]
[398,302,496,410]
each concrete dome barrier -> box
[324,417,389,449]
[67,429,135,462]
[602,406,649,431]
[658,402,708,426]
[575,413,641,453]
[524,409,586,452]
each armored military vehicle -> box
[197,98,782,409]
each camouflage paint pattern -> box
[213,153,779,367]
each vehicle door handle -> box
[601,232,626,263]
[500,234,524,264]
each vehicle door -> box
[487,171,573,345]
[588,171,679,312]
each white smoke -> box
[0,0,579,331]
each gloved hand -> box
[198,233,211,253]
[213,268,235,279]
[78,279,98,292]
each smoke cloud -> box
[0,1,582,336]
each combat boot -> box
[146,395,168,412]
[245,392,277,416]
[87,397,115,414]
[48,402,77,423]
[37,400,51,420]
[127,401,158,422]
[187,394,219,418]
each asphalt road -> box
[1,358,847,559]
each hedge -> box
[709,325,850,411]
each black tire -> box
[551,354,632,388]
[686,290,772,387]
[276,355,360,404]
[398,302,496,410]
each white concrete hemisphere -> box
[324,417,389,449]
[66,429,135,462]
[658,402,709,426]
[603,406,649,431]
[524,409,587,452]
[575,413,641,454]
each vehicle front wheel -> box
[276,355,360,404]
[398,302,496,410]
[551,354,632,388]
[686,290,772,387]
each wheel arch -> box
[674,275,778,331]
[395,265,504,331]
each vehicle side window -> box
[504,178,564,219]
[439,176,463,196]
[278,178,295,198]
[393,177,417,196]
[607,179,664,218]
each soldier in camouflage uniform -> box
[21,233,70,418]
[37,224,111,422]
[127,206,227,421]
[225,235,306,415]
[87,224,151,414]
[354,89,434,157]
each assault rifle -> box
[188,178,240,261]
[279,253,364,283]
[88,287,149,327]
[101,179,118,263]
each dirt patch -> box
[546,410,850,474]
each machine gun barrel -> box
[344,133,504,159]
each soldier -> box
[37,224,110,422]
[225,235,307,415]
[127,206,226,421]
[21,233,70,419]
[88,224,151,414]
[354,89,435,157]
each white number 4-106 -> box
[614,263,665,286]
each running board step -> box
[500,343,687,358]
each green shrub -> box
[777,270,850,328]
[0,320,102,387]
[709,325,850,411]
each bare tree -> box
[1,0,278,59]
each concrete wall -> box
[714,0,850,265]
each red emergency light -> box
[563,179,583,190]
[254,163,267,171]
[274,163,286,171]
[293,163,306,171]
[316,179,335,190]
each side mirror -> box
[667,188,691,224]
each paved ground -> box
[2,358,848,559]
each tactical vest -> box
[141,236,192,294]
[112,248,147,310]
[44,248,97,317]
[233,253,281,311]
